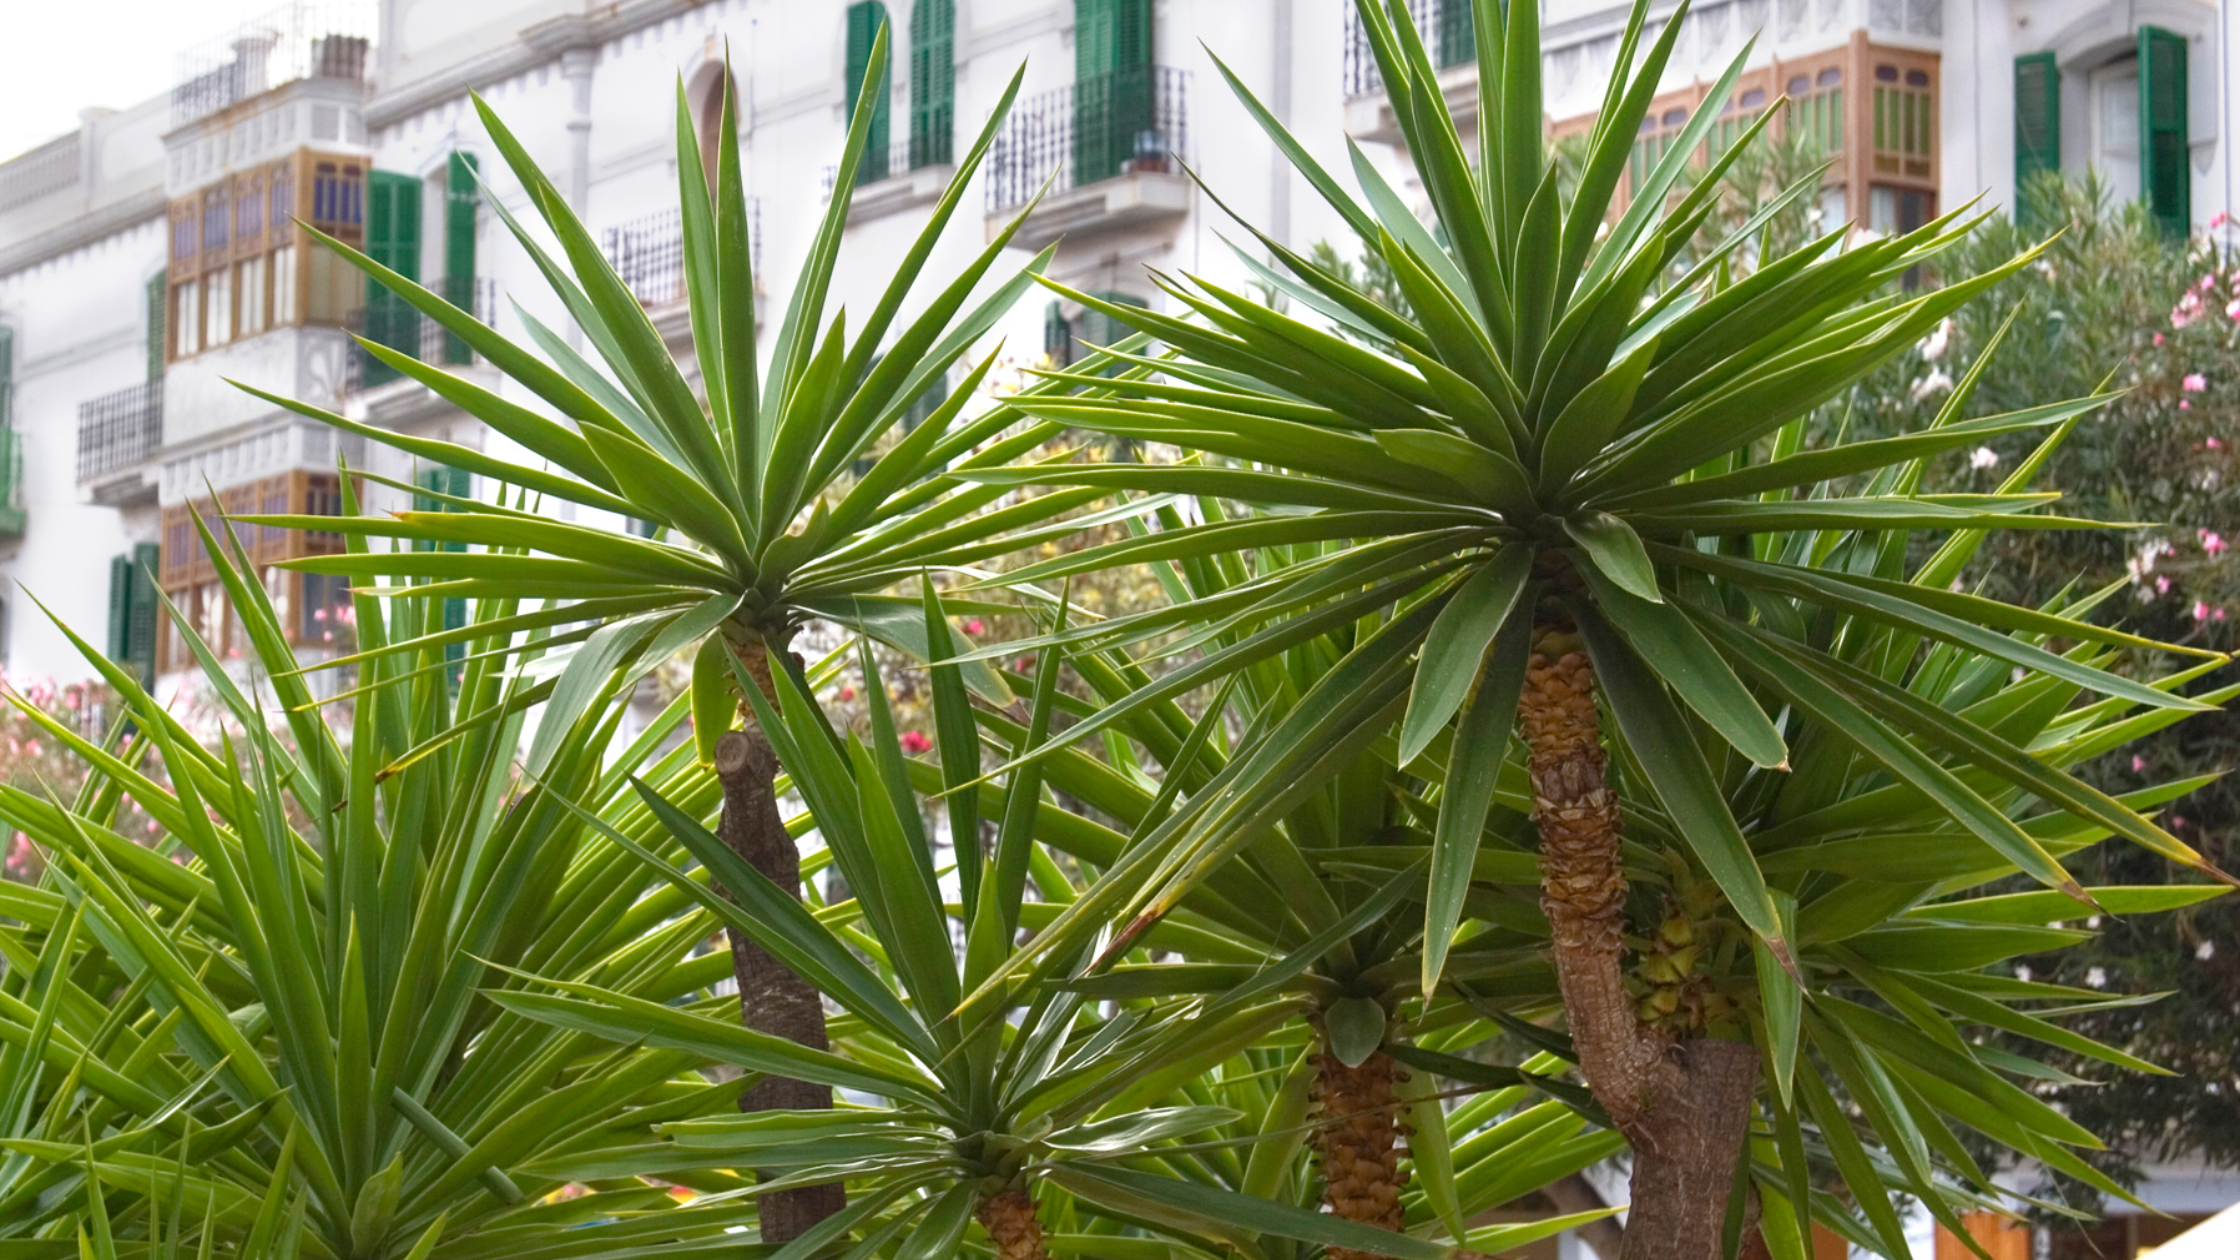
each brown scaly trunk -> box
[712,637,844,1243]
[975,1189,1049,1260]
[1309,1051,1406,1260]
[1521,624,1759,1260]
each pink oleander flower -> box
[839,685,856,701]
[2202,530,2229,555]
[2183,373,2208,391]
[899,731,932,754]
[2211,437,2227,450]
[2180,400,2193,410]
[2194,600,2213,620]
[2214,211,2232,230]
[2174,291,2204,327]
[2134,755,2149,772]
[964,619,985,635]
[2155,332,2167,345]
[2157,576,2173,594]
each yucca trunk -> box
[976,1189,1050,1260]
[1310,1049,1407,1260]
[1521,625,1758,1260]
[713,639,845,1241]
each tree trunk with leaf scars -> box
[1310,1049,1409,1260]
[1522,616,1760,1260]
[713,638,845,1242]
[975,1189,1050,1260]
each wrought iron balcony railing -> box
[984,65,1190,215]
[344,276,497,394]
[77,380,165,484]
[821,127,958,200]
[1343,0,1477,99]
[599,200,763,308]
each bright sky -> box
[0,0,258,163]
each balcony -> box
[343,276,497,395]
[599,201,764,329]
[983,66,1192,251]
[171,0,375,128]
[0,429,23,538]
[76,381,164,507]
[1343,0,1481,146]
[821,133,957,224]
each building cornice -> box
[0,189,165,281]
[363,0,705,129]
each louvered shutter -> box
[364,171,421,381]
[910,0,955,168]
[845,3,892,183]
[2138,27,2189,238]
[443,153,478,363]
[1073,0,1152,184]
[126,544,159,684]
[2013,54,2060,225]
[107,555,133,665]
[0,327,12,429]
[147,272,167,380]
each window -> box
[2139,26,2189,237]
[205,268,232,348]
[442,152,479,365]
[909,0,955,168]
[156,472,352,672]
[1630,104,1690,195]
[175,279,202,357]
[1872,62,1934,178]
[162,152,356,361]
[2014,53,2061,224]
[146,272,166,381]
[845,3,893,184]
[1785,66,1843,158]
[238,256,267,336]
[1433,0,1475,68]
[105,545,160,685]
[415,465,472,661]
[1073,0,1154,185]
[361,169,423,387]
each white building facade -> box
[0,0,2236,692]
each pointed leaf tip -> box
[1765,935,1802,985]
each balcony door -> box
[1073,0,1152,185]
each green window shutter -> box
[1436,0,1476,69]
[1073,0,1153,185]
[2013,54,2059,227]
[127,543,159,684]
[846,3,893,184]
[909,0,955,168]
[2139,27,2189,238]
[107,555,132,664]
[147,272,166,380]
[1044,300,1073,368]
[415,466,470,663]
[442,153,479,363]
[0,326,12,430]
[365,170,422,382]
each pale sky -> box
[0,0,259,163]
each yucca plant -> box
[929,2,2234,1255]
[495,594,1587,1260]
[951,532,1624,1252]
[0,508,774,1259]
[230,25,1130,1240]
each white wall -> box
[0,217,165,680]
